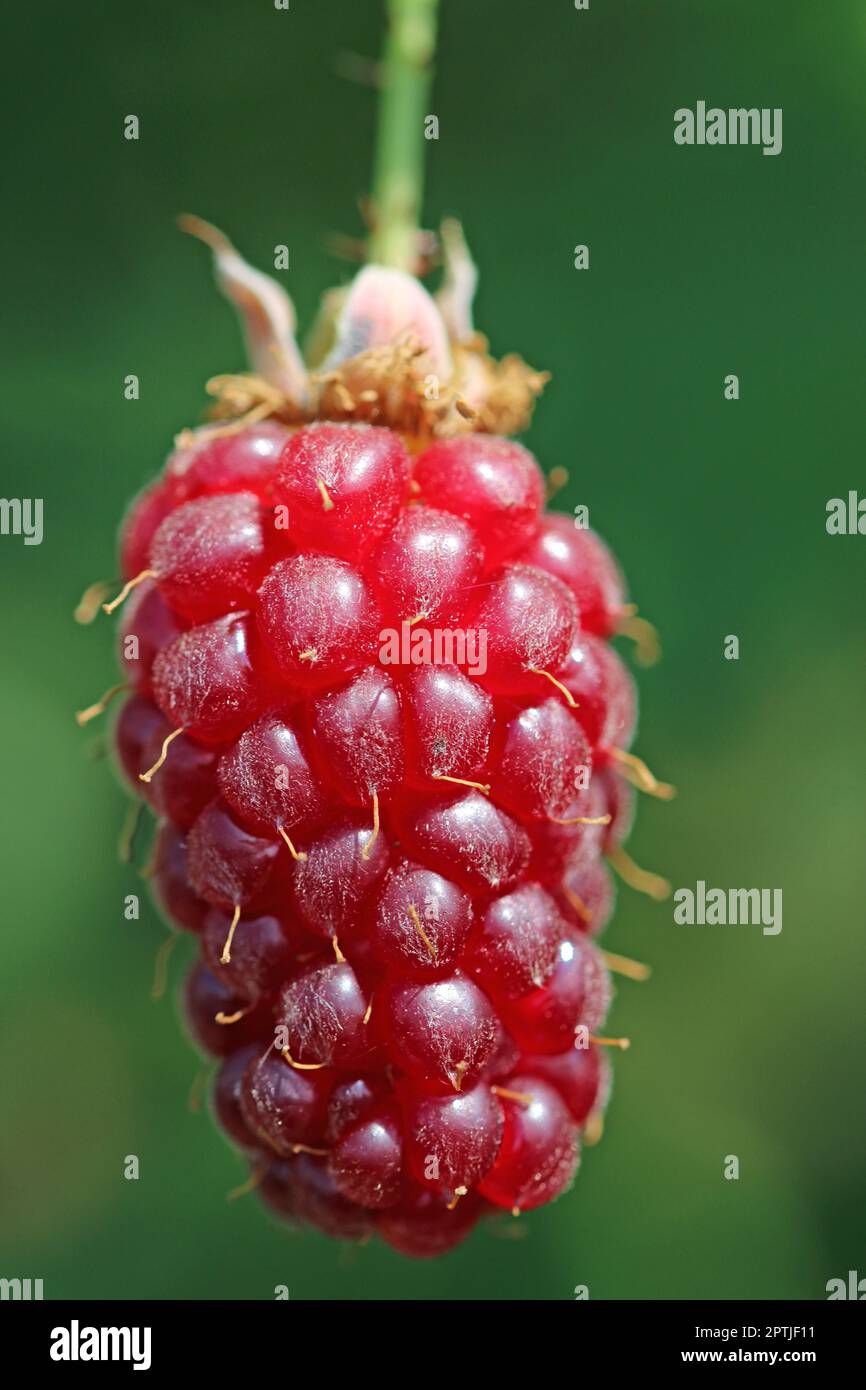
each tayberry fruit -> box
[520,1044,610,1127]
[212,1043,261,1151]
[369,861,473,976]
[183,961,270,1057]
[117,580,183,695]
[464,882,568,1000]
[377,1186,483,1258]
[186,801,281,912]
[217,709,325,836]
[91,227,671,1257]
[309,667,403,806]
[149,823,209,934]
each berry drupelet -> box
[83,221,670,1257]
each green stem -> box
[368,0,440,271]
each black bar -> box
[3,1298,862,1372]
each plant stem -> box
[368,0,440,271]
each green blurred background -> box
[2,0,864,1300]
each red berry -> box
[119,479,175,580]
[277,1153,375,1240]
[403,664,493,788]
[290,816,390,940]
[482,1027,522,1083]
[258,1154,377,1240]
[377,1186,482,1257]
[558,634,637,752]
[142,727,217,830]
[114,694,166,802]
[397,789,530,895]
[99,392,657,1255]
[557,860,616,936]
[149,823,209,933]
[202,908,296,1001]
[520,1045,609,1127]
[183,961,270,1057]
[117,580,183,695]
[369,861,473,976]
[464,882,567,1000]
[212,1043,262,1151]
[325,1076,385,1144]
[490,698,593,822]
[528,775,608,887]
[310,666,403,806]
[186,801,281,910]
[599,767,636,850]
[257,1161,302,1223]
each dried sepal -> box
[181,214,547,439]
[179,215,309,405]
[435,218,478,343]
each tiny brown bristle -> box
[220,903,242,965]
[529,667,578,708]
[602,950,652,982]
[75,681,128,728]
[102,569,156,615]
[139,727,184,784]
[151,934,177,1002]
